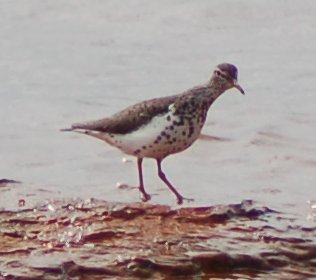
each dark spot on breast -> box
[154,135,163,144]
[188,126,195,138]
[169,125,174,130]
[166,115,171,121]
[134,149,141,155]
[142,145,147,149]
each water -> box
[0,0,315,235]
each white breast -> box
[96,110,203,159]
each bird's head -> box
[211,63,245,94]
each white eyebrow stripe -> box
[215,68,229,78]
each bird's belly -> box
[103,113,203,159]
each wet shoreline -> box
[1,182,315,279]
[1,1,316,279]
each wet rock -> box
[0,179,20,187]
[0,198,315,279]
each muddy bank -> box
[0,193,315,279]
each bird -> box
[62,63,244,205]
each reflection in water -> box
[198,133,231,142]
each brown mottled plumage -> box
[71,95,177,134]
[62,63,244,204]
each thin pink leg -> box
[137,158,151,202]
[156,159,186,205]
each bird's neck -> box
[201,80,228,108]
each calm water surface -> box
[1,1,315,223]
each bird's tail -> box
[60,127,74,132]
[60,125,110,143]
[60,122,88,132]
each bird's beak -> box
[233,80,245,95]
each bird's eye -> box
[215,70,222,77]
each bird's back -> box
[71,94,181,134]
[71,84,213,133]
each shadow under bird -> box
[62,63,244,204]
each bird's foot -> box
[139,190,151,202]
[176,195,194,205]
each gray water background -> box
[1,1,315,221]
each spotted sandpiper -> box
[62,63,244,204]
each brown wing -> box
[71,94,179,134]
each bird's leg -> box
[156,159,193,205]
[137,158,151,202]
